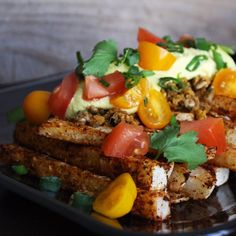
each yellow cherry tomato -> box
[213,68,236,98]
[23,90,51,124]
[138,89,172,129]
[138,41,176,70]
[110,78,149,109]
[91,212,123,229]
[93,173,137,219]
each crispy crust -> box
[0,144,170,221]
[38,118,111,146]
[15,122,172,191]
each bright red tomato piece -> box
[180,118,226,155]
[137,27,165,44]
[48,72,78,119]
[83,71,126,100]
[102,123,149,158]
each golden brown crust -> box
[38,118,111,146]
[0,143,170,221]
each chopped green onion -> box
[143,97,148,106]
[70,192,94,213]
[11,165,28,175]
[158,77,186,92]
[142,70,155,77]
[99,78,110,87]
[195,38,212,51]
[186,55,208,72]
[212,50,227,70]
[157,42,184,53]
[39,176,61,193]
[218,44,235,55]
[75,51,84,77]
[7,107,25,123]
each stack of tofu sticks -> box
[0,117,230,221]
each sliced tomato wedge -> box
[102,123,149,158]
[137,27,165,44]
[180,118,226,155]
[138,41,176,71]
[213,68,236,99]
[83,71,126,100]
[110,78,149,109]
[138,89,172,129]
[48,72,78,119]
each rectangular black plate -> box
[1,73,236,236]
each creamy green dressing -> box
[66,47,236,118]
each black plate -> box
[1,73,236,236]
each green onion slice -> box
[70,192,94,213]
[186,55,208,72]
[11,165,28,175]
[39,176,61,193]
[158,77,186,92]
[7,107,25,123]
[99,78,110,87]
[212,50,227,70]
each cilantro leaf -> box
[150,117,207,170]
[117,48,140,66]
[83,40,118,77]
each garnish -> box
[7,107,25,123]
[150,116,207,170]
[157,36,184,53]
[212,50,227,70]
[117,48,140,66]
[123,65,154,89]
[143,96,148,106]
[70,192,94,213]
[39,176,61,192]
[11,165,28,175]
[158,76,186,92]
[82,40,118,77]
[75,51,84,76]
[186,55,208,72]
[218,44,235,55]
[194,38,214,51]
[99,78,110,87]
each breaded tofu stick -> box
[0,144,170,221]
[38,118,111,146]
[15,122,173,191]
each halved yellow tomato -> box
[110,78,149,109]
[138,89,172,129]
[138,41,176,71]
[213,68,236,98]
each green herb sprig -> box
[150,116,207,170]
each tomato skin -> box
[48,72,78,119]
[138,41,176,71]
[23,91,51,124]
[137,27,165,44]
[110,78,149,109]
[213,69,236,99]
[83,71,126,100]
[102,123,149,158]
[180,118,226,155]
[138,89,172,129]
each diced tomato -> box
[138,41,176,71]
[83,71,126,100]
[137,27,165,44]
[48,72,78,119]
[180,118,226,155]
[102,123,149,158]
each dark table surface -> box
[0,188,97,236]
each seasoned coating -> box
[38,118,111,146]
[0,144,110,195]
[209,146,236,171]
[0,144,171,221]
[15,122,172,191]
